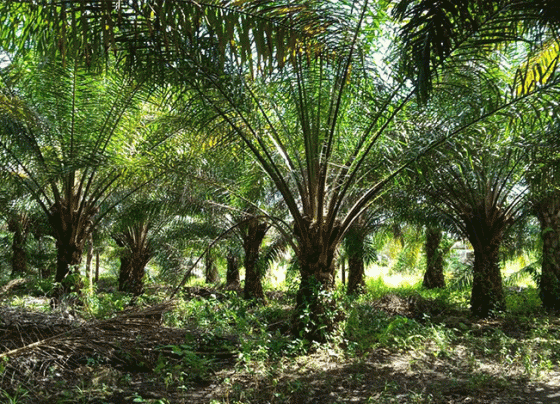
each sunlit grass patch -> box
[367,263,422,287]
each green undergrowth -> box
[1,271,560,403]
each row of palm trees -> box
[0,0,558,340]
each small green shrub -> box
[365,277,391,299]
[0,386,29,404]
[505,287,541,315]
[26,277,54,296]
[155,344,217,387]
[344,303,427,351]
[85,291,132,318]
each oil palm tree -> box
[5,0,560,336]
[111,192,173,295]
[519,113,560,310]
[0,55,161,292]
[415,125,529,316]
[494,57,560,309]
[0,173,36,275]
[166,1,560,336]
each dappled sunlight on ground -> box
[367,264,422,288]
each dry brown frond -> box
[0,278,31,298]
[0,301,178,385]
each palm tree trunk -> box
[226,250,240,289]
[464,205,507,317]
[423,226,445,289]
[346,230,366,295]
[115,228,151,296]
[118,252,149,295]
[50,198,96,292]
[118,256,133,292]
[243,219,268,302]
[536,198,560,310]
[10,230,27,276]
[205,250,219,284]
[54,238,85,291]
[8,216,29,276]
[468,232,505,317]
[295,246,338,341]
[293,219,340,341]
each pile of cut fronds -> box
[0,302,179,389]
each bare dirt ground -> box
[194,343,560,404]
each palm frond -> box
[393,0,560,102]
[256,231,291,275]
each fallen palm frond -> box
[0,278,31,298]
[0,305,86,353]
[0,301,179,381]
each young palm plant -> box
[111,192,173,295]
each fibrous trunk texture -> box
[463,205,506,317]
[346,227,366,295]
[115,224,152,296]
[49,197,97,293]
[294,217,341,341]
[118,254,149,296]
[205,251,219,284]
[225,251,240,290]
[243,219,268,303]
[535,197,560,310]
[423,227,445,289]
[8,216,29,276]
[470,242,505,317]
[54,239,86,289]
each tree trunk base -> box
[537,204,560,311]
[293,275,342,343]
[470,249,505,318]
[423,227,445,289]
